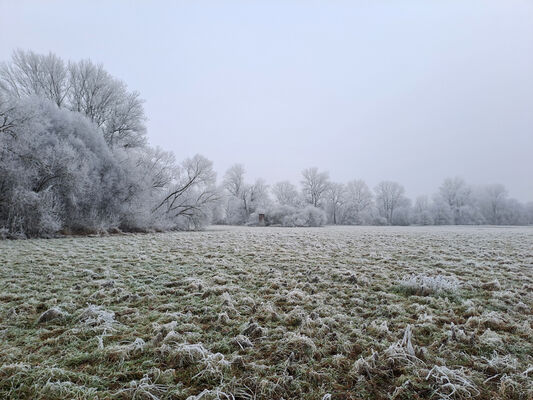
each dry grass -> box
[0,225,532,399]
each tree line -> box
[0,50,531,238]
[218,165,533,227]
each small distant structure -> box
[258,213,265,226]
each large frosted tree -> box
[0,50,219,237]
[374,181,408,225]
[477,184,508,225]
[436,177,483,224]
[343,179,373,224]
[326,182,345,224]
[272,181,300,207]
[301,167,330,208]
[0,49,147,149]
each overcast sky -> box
[1,0,532,201]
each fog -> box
[1,0,532,202]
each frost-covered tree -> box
[0,97,121,236]
[301,167,330,208]
[272,181,300,207]
[430,196,453,225]
[476,184,508,225]
[438,177,469,215]
[223,164,245,198]
[221,165,270,224]
[0,50,69,107]
[500,198,528,225]
[525,202,533,225]
[0,94,26,135]
[153,155,219,229]
[222,164,249,224]
[135,147,177,190]
[374,181,409,225]
[248,179,270,214]
[412,195,434,225]
[0,50,147,149]
[343,179,373,224]
[68,59,146,148]
[435,177,483,224]
[325,182,345,224]
[0,56,218,237]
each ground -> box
[0,226,532,400]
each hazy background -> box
[1,0,532,201]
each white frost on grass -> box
[79,304,116,349]
[1,225,532,399]
[384,325,425,367]
[107,337,146,361]
[114,374,168,400]
[80,304,116,329]
[398,274,460,296]
[186,389,235,400]
[41,380,98,398]
[481,352,518,374]
[426,365,479,399]
[158,342,231,380]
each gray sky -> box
[1,0,532,201]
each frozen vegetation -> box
[0,225,531,399]
[0,50,533,239]
[1,50,533,239]
[0,50,219,238]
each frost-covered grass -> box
[397,274,460,296]
[0,225,532,399]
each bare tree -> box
[326,182,345,224]
[301,167,330,208]
[344,179,373,224]
[135,147,177,189]
[223,164,245,197]
[0,49,70,107]
[0,96,19,135]
[374,181,408,225]
[248,178,270,213]
[412,195,434,225]
[154,155,218,225]
[272,180,300,207]
[0,50,147,148]
[478,184,508,225]
[437,177,473,224]
[68,59,146,148]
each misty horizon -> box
[1,1,532,202]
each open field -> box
[0,226,532,399]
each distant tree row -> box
[218,165,533,227]
[0,50,219,238]
[1,50,531,238]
